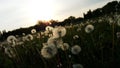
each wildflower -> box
[36,33,41,38]
[22,33,25,36]
[31,29,36,34]
[42,43,48,47]
[44,30,49,35]
[68,55,72,58]
[72,64,83,68]
[116,32,120,38]
[7,35,17,47]
[57,63,62,67]
[41,45,57,59]
[41,32,44,35]
[61,43,69,51]
[25,34,33,41]
[73,35,79,39]
[47,37,63,48]
[52,26,66,38]
[48,34,53,37]
[46,26,54,31]
[71,45,81,55]
[77,28,81,32]
[85,24,94,33]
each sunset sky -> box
[0,0,117,31]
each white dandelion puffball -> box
[7,35,17,43]
[25,34,33,41]
[47,37,63,48]
[46,26,54,31]
[73,64,83,68]
[61,43,69,51]
[41,32,44,35]
[41,45,57,59]
[85,24,94,33]
[31,29,36,34]
[22,33,26,36]
[52,26,66,38]
[71,45,81,55]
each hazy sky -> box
[0,0,118,31]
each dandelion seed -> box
[85,24,94,33]
[31,29,36,34]
[71,45,81,55]
[72,64,83,68]
[52,26,66,38]
[61,43,69,51]
[41,45,57,59]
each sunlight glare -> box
[25,0,55,23]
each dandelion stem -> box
[112,22,115,59]
[36,48,47,68]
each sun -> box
[25,0,55,22]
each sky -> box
[0,0,118,31]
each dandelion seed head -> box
[31,29,36,34]
[52,26,66,38]
[61,43,69,51]
[25,34,33,41]
[36,33,41,38]
[46,26,54,31]
[22,33,25,36]
[7,35,17,44]
[77,28,81,32]
[68,55,72,58]
[41,45,57,59]
[47,37,63,48]
[85,24,94,33]
[73,64,83,68]
[41,32,44,35]
[71,45,81,55]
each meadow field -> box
[0,13,120,68]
